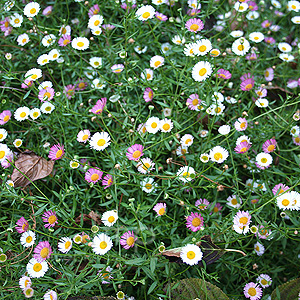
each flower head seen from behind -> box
[48,144,64,160]
[120,231,137,249]
[91,233,113,255]
[180,244,203,265]
[244,282,263,300]
[186,212,204,232]
[42,210,58,228]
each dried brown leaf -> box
[11,150,54,187]
[74,211,102,225]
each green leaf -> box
[271,277,300,300]
[148,281,158,295]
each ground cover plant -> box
[0,0,300,299]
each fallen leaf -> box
[74,211,102,225]
[11,150,54,187]
[162,235,225,266]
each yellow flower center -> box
[22,223,27,231]
[245,83,253,90]
[192,99,199,106]
[63,39,70,45]
[231,198,237,205]
[211,50,219,56]
[31,74,37,79]
[192,217,201,227]
[33,112,39,117]
[26,236,32,243]
[154,61,161,67]
[145,183,152,189]
[15,141,21,147]
[162,123,170,131]
[146,73,151,79]
[142,12,150,18]
[292,4,296,9]
[132,150,141,159]
[40,247,49,258]
[30,8,36,14]
[182,172,190,178]
[199,68,207,76]
[20,112,26,118]
[24,279,30,287]
[15,19,20,24]
[240,147,247,152]
[282,199,290,206]
[267,145,275,152]
[97,139,106,146]
[240,122,246,129]
[248,287,257,296]
[82,134,89,140]
[237,44,244,51]
[142,162,150,170]
[199,45,207,52]
[65,241,71,249]
[190,24,199,31]
[185,138,192,144]
[44,92,51,99]
[45,106,52,111]
[3,115,10,122]
[94,20,100,26]
[239,216,248,225]
[158,207,165,215]
[91,173,99,181]
[77,42,84,47]
[95,109,103,113]
[261,158,267,163]
[108,216,115,223]
[215,107,222,113]
[295,137,300,143]
[0,134,2,139]
[100,241,107,249]
[56,149,63,158]
[261,279,267,285]
[48,215,57,224]
[127,237,135,246]
[151,122,157,128]
[187,251,196,259]
[214,152,223,160]
[107,178,112,185]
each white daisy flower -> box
[25,68,42,81]
[0,143,10,163]
[13,139,22,148]
[234,2,248,12]
[176,166,195,182]
[230,30,244,38]
[145,116,160,134]
[287,0,300,11]
[58,237,73,253]
[24,2,40,17]
[232,37,250,56]
[89,132,111,151]
[17,33,30,46]
[209,103,225,115]
[254,242,265,256]
[91,233,113,255]
[20,230,36,248]
[257,274,272,288]
[37,54,50,66]
[0,129,8,142]
[192,61,213,82]
[161,42,171,54]
[209,146,229,163]
[200,153,210,163]
[172,35,186,45]
[89,57,102,68]
[70,160,80,169]
[276,192,293,210]
[279,53,294,62]
[180,244,203,265]
[278,42,292,53]
[6,180,14,187]
[159,118,173,133]
[72,37,90,51]
[141,177,157,193]
[246,11,259,20]
[271,0,281,8]
[14,107,30,121]
[188,0,201,9]
[44,290,57,300]
[255,152,273,167]
[218,125,230,135]
[38,81,53,90]
[176,146,189,156]
[92,78,106,89]
[4,1,15,11]
[255,98,269,108]
[59,25,71,35]
[135,5,156,21]
[227,195,241,208]
[10,13,23,28]
[194,39,212,56]
[26,258,48,278]
[150,55,164,69]
[41,34,56,47]
[48,49,60,61]
[290,191,300,210]
[249,32,264,43]
[134,45,148,54]
[184,43,197,57]
[210,48,221,57]
[40,102,55,114]
[236,135,251,145]
[291,16,300,24]
[141,68,154,81]
[137,157,155,174]
[88,15,104,30]
[101,210,118,227]
[19,276,31,291]
[180,134,194,147]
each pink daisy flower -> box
[186,93,201,111]
[195,198,210,210]
[0,110,12,125]
[143,87,154,102]
[233,210,251,234]
[240,77,255,91]
[187,8,201,16]
[42,210,58,228]
[248,1,258,10]
[246,52,259,61]
[126,144,144,161]
[48,144,64,160]
[97,266,113,284]
[255,88,267,98]
[120,2,137,10]
[261,20,272,28]
[264,67,274,81]
[262,139,276,153]
[255,225,272,239]
[58,34,71,47]
[85,168,103,183]
[33,241,53,262]
[234,117,248,131]
[111,64,124,73]
[287,79,298,89]
[186,212,204,232]
[38,87,55,102]
[185,18,204,32]
[21,79,34,89]
[102,24,116,30]
[1,150,14,168]
[244,282,262,300]
[91,98,107,114]
[102,174,113,189]
[42,6,53,16]
[292,135,300,145]
[155,12,168,21]
[0,17,12,36]
[76,78,88,91]
[15,217,29,233]
[264,37,275,44]
[88,4,100,17]
[44,291,57,300]
[216,69,232,79]
[211,203,223,214]
[120,231,137,249]
[272,183,290,196]
[240,73,253,81]
[153,203,166,216]
[77,129,91,143]
[235,141,251,154]
[64,84,76,99]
